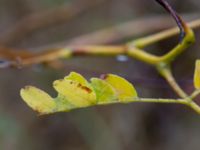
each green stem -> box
[127,25,195,65]
[133,97,187,104]
[98,98,187,105]
[157,64,188,98]
[127,47,161,65]
[160,29,195,63]
[142,99,200,114]
[187,102,200,114]
[98,97,200,115]
[190,89,200,99]
[129,19,200,49]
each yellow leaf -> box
[64,72,88,86]
[53,79,96,107]
[90,78,117,103]
[20,86,56,114]
[20,72,139,114]
[102,74,138,102]
[194,60,200,89]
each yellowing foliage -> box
[20,72,138,114]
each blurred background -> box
[0,0,200,150]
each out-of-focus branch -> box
[132,18,200,48]
[0,45,126,67]
[0,0,107,46]
[67,15,174,45]
[36,13,200,50]
[0,18,199,68]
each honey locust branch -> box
[2,0,200,115]
[0,18,199,67]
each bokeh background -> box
[0,0,200,150]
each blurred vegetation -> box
[0,0,200,150]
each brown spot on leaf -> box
[77,83,82,87]
[80,86,92,93]
[76,83,92,93]
[100,74,108,80]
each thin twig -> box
[37,13,200,50]
[0,18,200,68]
[91,97,200,115]
[131,18,200,48]
[157,65,188,98]
[190,89,200,99]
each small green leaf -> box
[90,78,117,103]
[20,86,56,114]
[194,60,200,89]
[102,74,138,102]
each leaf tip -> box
[20,86,56,115]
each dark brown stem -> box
[155,0,186,41]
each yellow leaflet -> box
[64,72,88,86]
[20,72,139,114]
[20,86,56,114]
[194,60,200,89]
[90,78,117,103]
[64,71,94,94]
[53,79,96,107]
[102,74,138,102]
